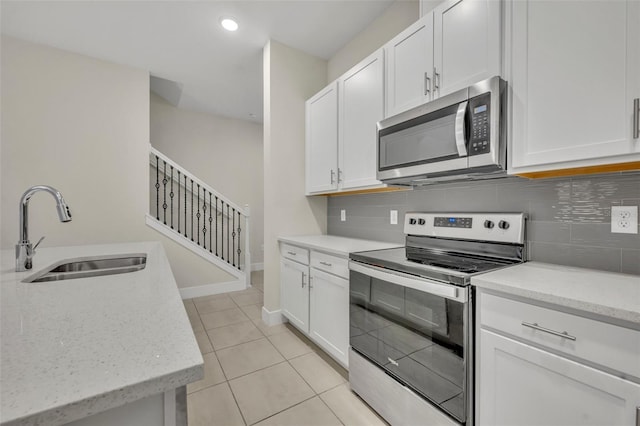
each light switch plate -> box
[340,209,346,222]
[390,210,398,225]
[611,206,638,234]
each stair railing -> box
[148,145,250,286]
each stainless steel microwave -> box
[377,76,506,185]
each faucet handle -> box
[32,236,45,252]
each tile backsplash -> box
[327,171,640,275]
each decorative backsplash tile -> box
[327,171,640,275]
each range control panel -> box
[434,216,473,228]
[405,212,526,244]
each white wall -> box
[1,36,235,289]
[262,40,328,313]
[328,0,419,81]
[150,93,264,267]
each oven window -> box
[350,270,466,422]
[378,103,462,170]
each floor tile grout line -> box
[210,334,266,352]
[225,377,250,426]
[220,356,289,383]
[317,388,348,426]
[245,393,321,426]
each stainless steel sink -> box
[23,253,147,283]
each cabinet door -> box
[478,329,640,426]
[433,0,501,97]
[280,258,309,333]
[305,82,338,194]
[338,50,385,190]
[385,13,434,117]
[309,268,349,367]
[509,0,640,172]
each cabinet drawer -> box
[310,251,348,278]
[281,243,309,265]
[479,292,640,379]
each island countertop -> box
[0,242,203,426]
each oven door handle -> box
[455,101,468,157]
[349,261,466,302]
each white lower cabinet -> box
[280,258,310,333]
[309,268,349,367]
[479,329,640,425]
[280,244,350,368]
[477,290,640,425]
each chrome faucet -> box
[16,185,72,272]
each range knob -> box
[409,218,417,225]
[418,218,426,225]
[484,220,494,229]
[498,220,510,230]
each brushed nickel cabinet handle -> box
[633,98,639,139]
[433,67,440,95]
[424,72,431,96]
[522,321,576,341]
[330,169,336,185]
[319,261,332,267]
[301,272,306,288]
[287,251,296,256]
[337,168,343,183]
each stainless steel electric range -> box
[348,212,527,426]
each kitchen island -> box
[0,242,203,426]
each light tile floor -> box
[184,271,388,426]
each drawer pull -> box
[287,251,297,256]
[522,322,576,341]
[319,261,332,267]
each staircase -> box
[146,145,251,288]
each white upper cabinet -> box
[305,82,338,194]
[385,13,435,117]
[433,0,502,98]
[338,50,385,190]
[508,0,640,174]
[384,0,501,119]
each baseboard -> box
[251,263,264,272]
[179,280,247,299]
[261,306,287,326]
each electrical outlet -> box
[611,206,638,234]
[340,209,346,222]
[390,210,398,225]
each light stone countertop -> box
[0,242,203,426]
[472,261,640,326]
[278,235,401,257]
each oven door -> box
[349,261,471,424]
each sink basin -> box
[23,253,147,283]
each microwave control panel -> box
[468,93,491,156]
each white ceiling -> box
[1,0,395,123]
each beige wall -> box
[150,93,264,266]
[328,0,419,81]
[1,36,235,289]
[263,40,328,312]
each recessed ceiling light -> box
[220,17,238,32]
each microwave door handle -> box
[455,101,468,156]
